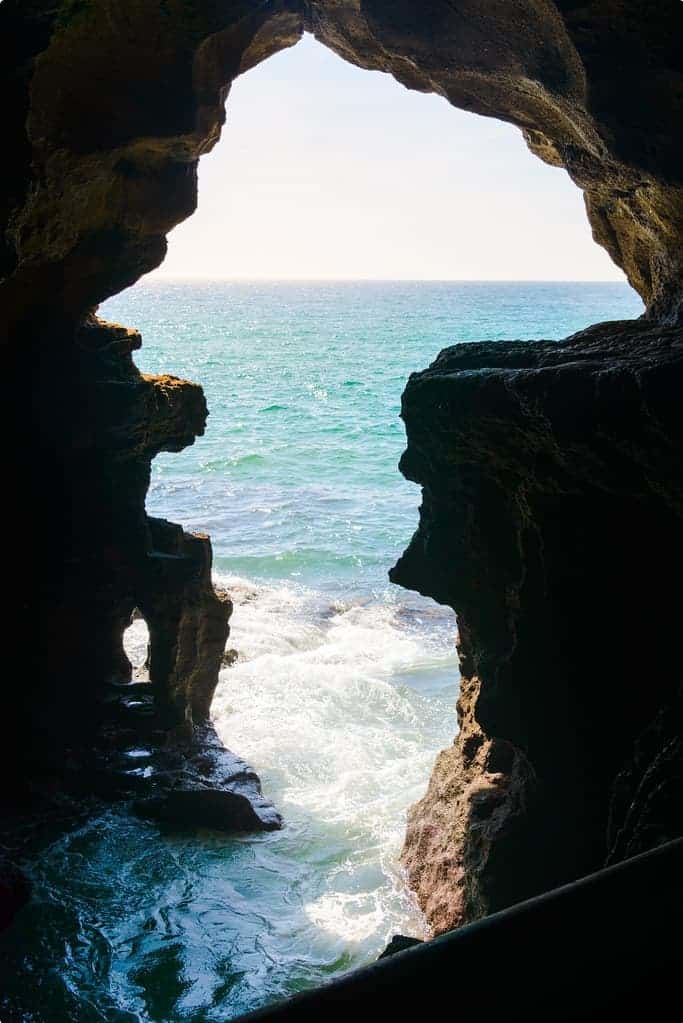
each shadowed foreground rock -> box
[378,934,423,960]
[393,320,683,933]
[230,841,683,1023]
[130,726,282,834]
[137,786,281,833]
[0,857,31,933]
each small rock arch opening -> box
[123,608,150,677]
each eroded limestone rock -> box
[0,310,280,830]
[2,1,680,328]
[393,320,683,932]
[139,517,232,726]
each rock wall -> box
[3,312,227,792]
[0,0,681,934]
[393,321,683,932]
[1,1,303,811]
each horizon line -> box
[143,274,630,285]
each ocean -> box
[2,281,642,1021]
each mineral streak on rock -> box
[392,321,683,933]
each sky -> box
[154,33,624,282]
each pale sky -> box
[154,33,624,282]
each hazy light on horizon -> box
[153,34,626,284]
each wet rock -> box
[139,517,233,725]
[378,935,423,959]
[97,700,283,832]
[221,648,239,668]
[136,788,280,834]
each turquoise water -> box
[2,281,642,1022]
[106,280,642,595]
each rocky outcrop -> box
[139,517,232,726]
[393,321,683,932]
[133,721,282,833]
[1,0,306,824]
[0,310,280,832]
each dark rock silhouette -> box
[0,0,680,952]
[0,856,30,933]
[392,320,683,931]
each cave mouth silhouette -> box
[97,19,644,912]
[107,28,636,770]
[2,2,681,1018]
[84,36,643,1006]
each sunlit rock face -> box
[2,1,681,329]
[392,321,683,932]
[308,0,683,326]
[0,0,681,919]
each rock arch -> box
[3,2,682,326]
[1,0,681,932]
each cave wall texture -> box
[1,0,681,934]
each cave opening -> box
[5,3,678,1019]
[123,610,150,677]
[71,31,643,1021]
